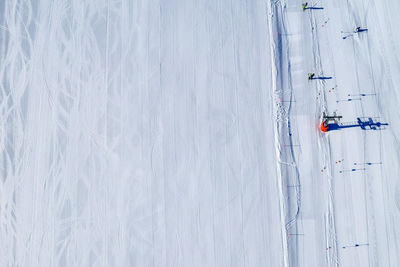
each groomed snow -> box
[0,0,399,266]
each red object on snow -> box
[320,122,328,132]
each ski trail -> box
[308,8,339,267]
[268,1,303,266]
[266,1,289,266]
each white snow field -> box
[0,0,399,266]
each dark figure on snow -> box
[354,27,368,33]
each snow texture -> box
[0,0,399,266]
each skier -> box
[308,73,315,80]
[302,2,308,11]
[319,112,342,132]
[319,120,329,132]
[354,26,368,33]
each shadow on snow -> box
[310,76,332,80]
[327,118,389,132]
[304,7,324,10]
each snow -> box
[0,0,399,266]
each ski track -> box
[0,0,285,266]
[0,0,399,266]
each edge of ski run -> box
[267,1,290,267]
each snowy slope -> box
[0,0,399,266]
[271,0,400,266]
[0,0,285,266]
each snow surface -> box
[0,0,399,266]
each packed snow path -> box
[0,0,399,267]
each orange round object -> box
[319,122,328,132]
